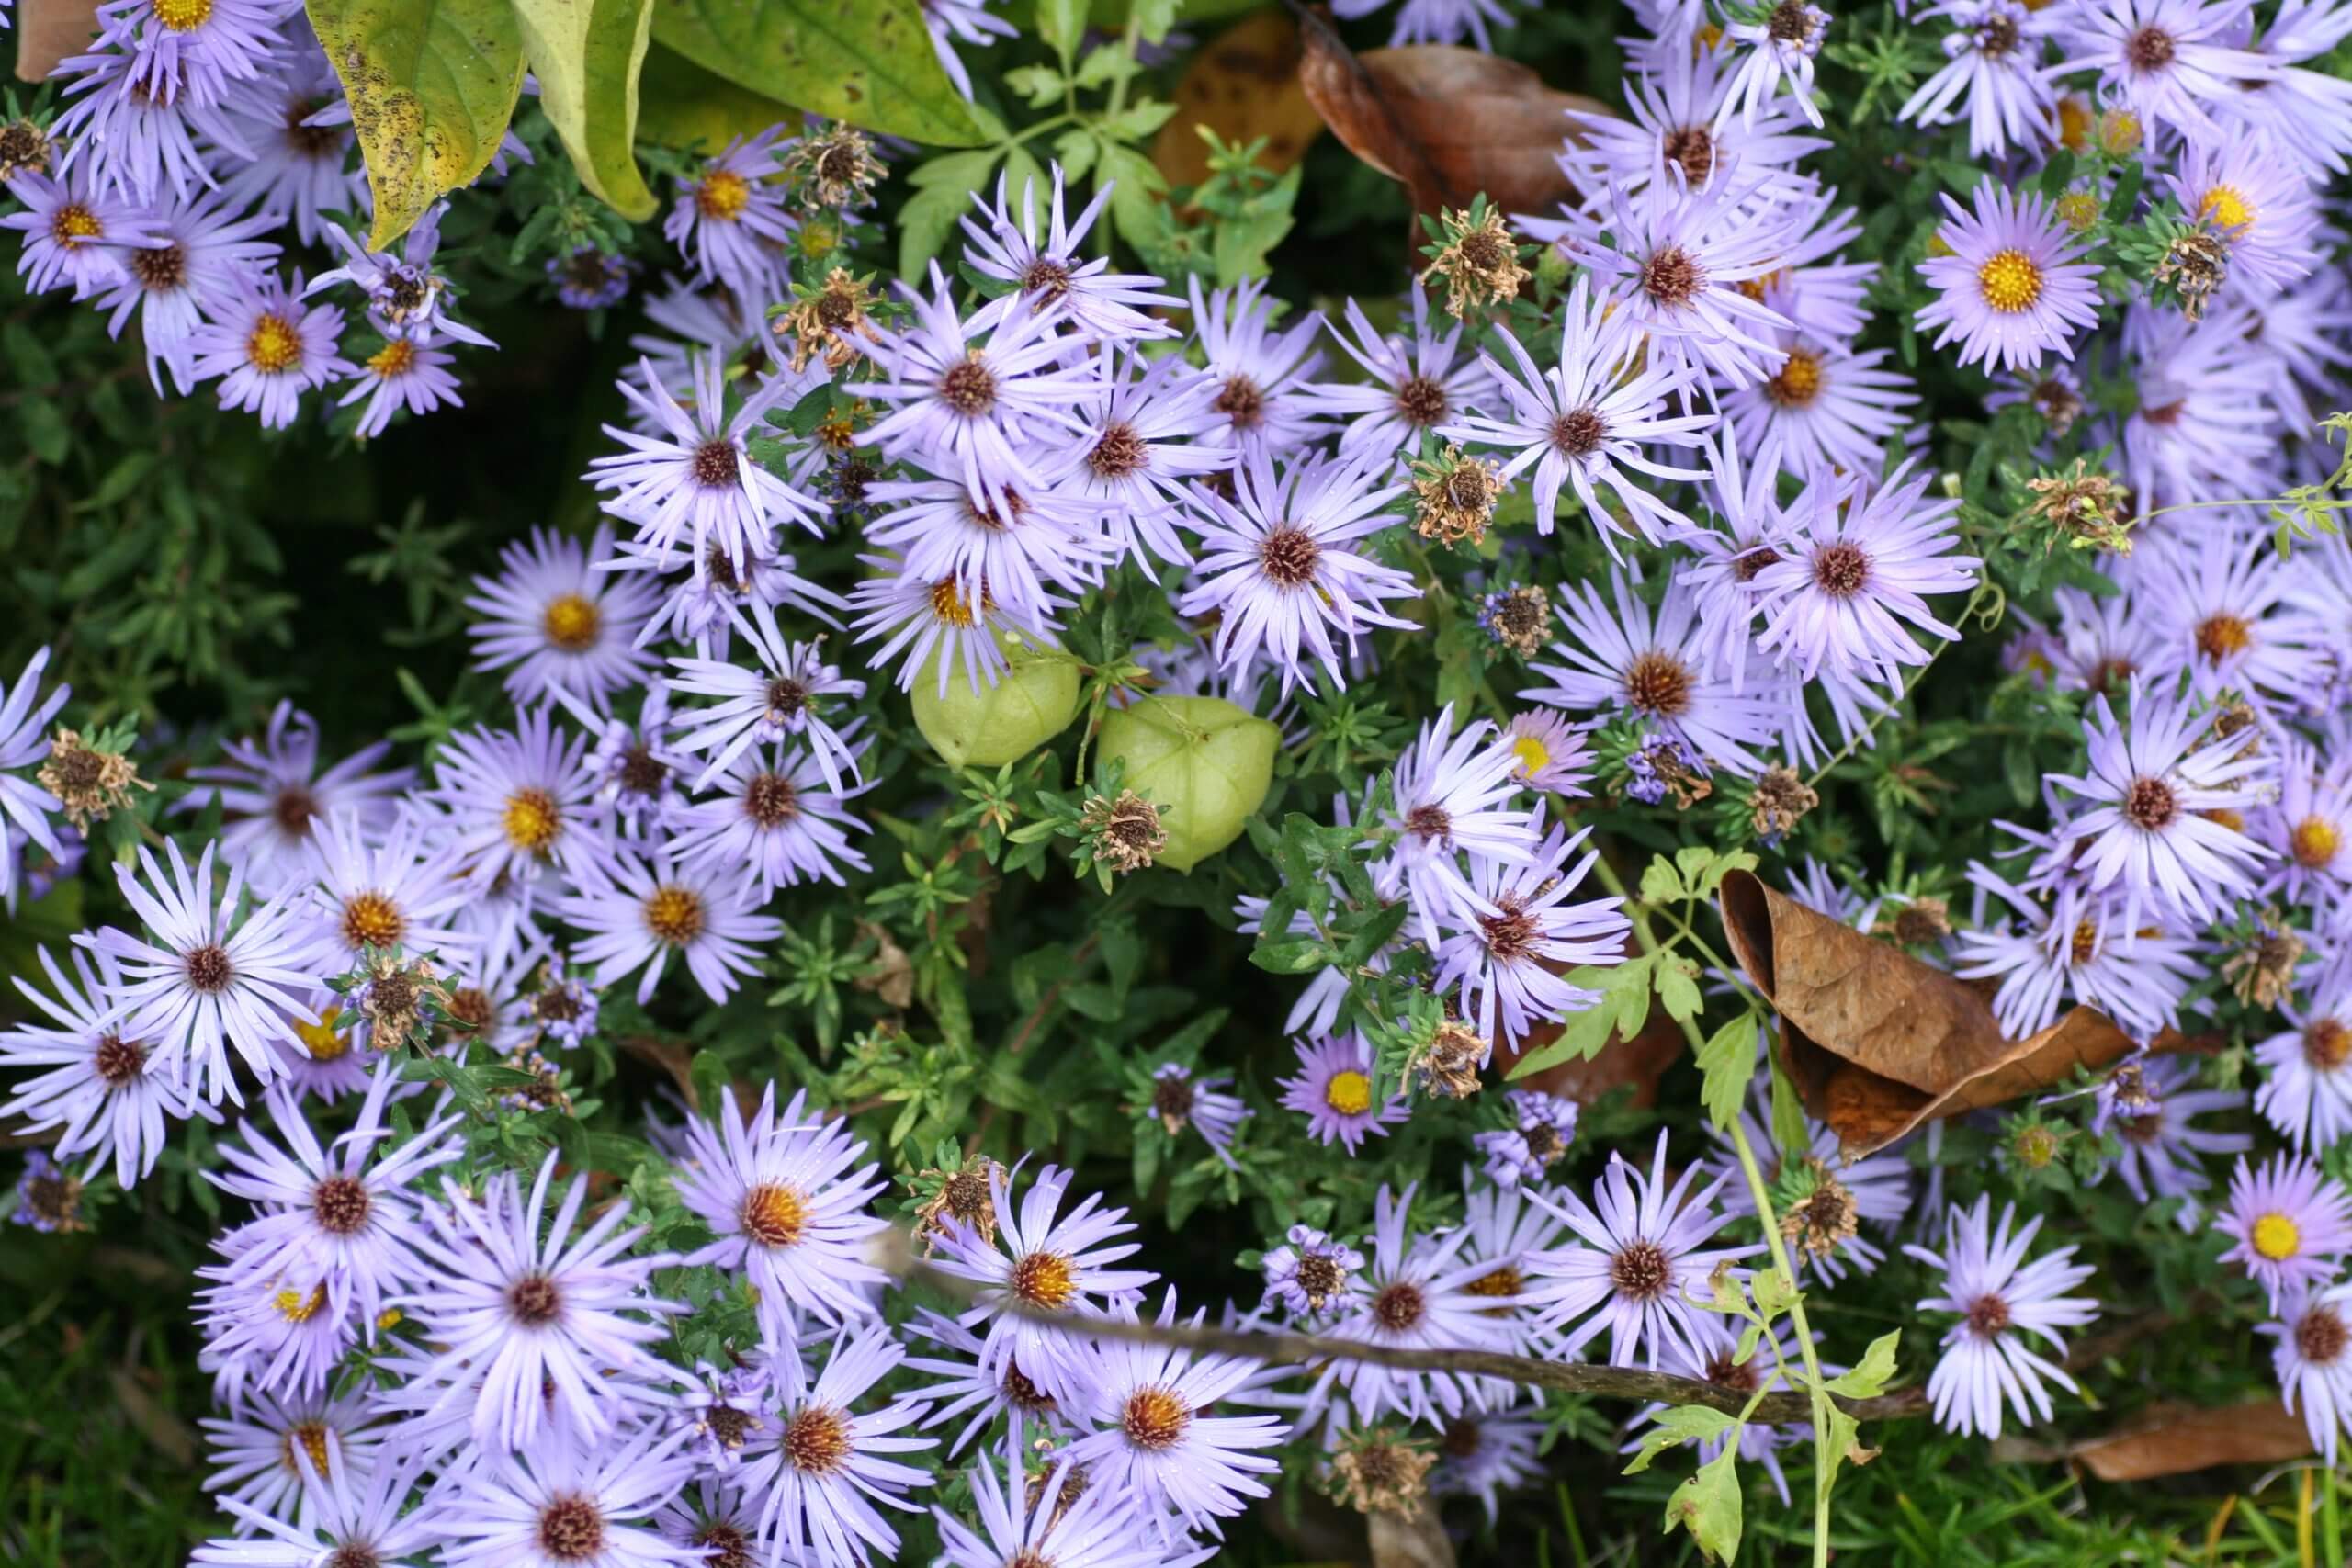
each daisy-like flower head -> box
[181,700,413,895]
[209,60,368,246]
[1442,276,1713,549]
[1435,813,1631,1051]
[1145,1063,1251,1170]
[962,165,1182,341]
[1,165,168,299]
[0,944,217,1189]
[931,1160,1157,1407]
[1524,1130,1756,1370]
[0,647,71,908]
[2061,0,2278,141]
[51,40,248,204]
[1189,273,1332,459]
[2255,972,2352,1151]
[1065,1290,1290,1535]
[1275,1032,1408,1154]
[1309,288,1490,468]
[2105,1055,2251,1219]
[743,1325,937,1568]
[399,1151,681,1454]
[588,353,827,571]
[465,523,660,714]
[903,1308,1074,1455]
[652,1478,763,1568]
[1261,1224,1369,1320]
[1717,0,1832,129]
[300,807,471,976]
[2165,133,2322,298]
[1748,457,1980,687]
[1916,184,2101,373]
[2256,741,2352,905]
[662,127,797,301]
[1174,447,1420,695]
[846,550,1064,695]
[1064,345,1226,575]
[96,0,287,109]
[1524,569,1784,777]
[194,1438,437,1568]
[1455,1170,1570,1332]
[437,1427,698,1568]
[335,335,464,437]
[668,739,874,896]
[2047,680,2276,930]
[9,1149,85,1233]
[2141,533,2330,717]
[1898,0,2063,155]
[2117,302,2280,512]
[85,193,279,396]
[1502,709,1596,796]
[863,459,1114,631]
[427,705,599,889]
[557,845,781,1006]
[77,839,320,1106]
[1312,1182,1519,1427]
[1375,703,1542,941]
[673,1083,889,1342]
[934,1434,1170,1568]
[1903,1196,2099,1438]
[1724,334,1918,480]
[1561,37,1829,206]
[198,1386,384,1531]
[2216,1152,2352,1311]
[188,268,354,429]
[1952,872,2201,1041]
[1430,1406,1547,1526]
[2262,1286,2352,1461]
[307,205,490,346]
[1475,1089,1581,1190]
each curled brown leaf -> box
[2003,1400,2314,1481]
[1151,10,1327,197]
[14,0,102,82]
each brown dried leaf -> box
[2071,1400,2313,1481]
[1150,10,1326,196]
[14,0,102,82]
[1295,8,1605,218]
[1717,870,2142,1158]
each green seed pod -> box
[1095,695,1280,873]
[909,631,1082,769]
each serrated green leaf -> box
[1608,953,1656,1039]
[1823,1329,1901,1399]
[1036,0,1087,59]
[1752,1267,1798,1324]
[1697,1011,1758,1130]
[1503,1000,1616,1080]
[650,0,986,148]
[1664,1442,1743,1563]
[1640,855,1685,904]
[513,0,658,219]
[306,0,526,250]
[1655,953,1702,1022]
[1768,1048,1810,1157]
[1624,1406,1737,1474]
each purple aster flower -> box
[97,0,287,108]
[306,205,491,346]
[188,269,353,429]
[210,61,367,246]
[1747,457,1978,687]
[1310,288,1489,468]
[2165,134,2321,298]
[1313,1182,1517,1426]
[651,1480,763,1568]
[903,1309,1073,1455]
[438,1428,696,1568]
[426,705,601,890]
[2060,0,2277,141]
[558,847,781,1005]
[1563,34,1828,205]
[1723,334,1917,480]
[1275,1032,1408,1154]
[1189,274,1331,459]
[0,945,215,1189]
[2216,1152,2352,1311]
[51,41,247,202]
[930,1161,1157,1407]
[2116,303,2278,512]
[1524,569,1783,776]
[300,808,471,976]
[198,1388,383,1531]
[861,262,1096,513]
[2106,1056,2250,1220]
[922,0,1016,99]
[847,552,1064,695]
[1476,1089,1581,1190]
[197,1251,367,1424]
[1916,183,2100,373]
[8,1149,85,1232]
[1375,704,1542,942]
[2256,976,2352,1151]
[2142,533,2331,716]
[1175,448,1419,695]
[400,1152,681,1453]
[87,193,279,395]
[863,463,1113,631]
[1440,276,1712,548]
[1524,1130,1755,1370]
[1430,1406,1547,1525]
[0,646,70,908]
[196,1440,435,1568]
[2256,741,2352,906]
[465,523,659,714]
[335,336,463,437]
[1065,1291,1288,1535]
[1063,345,1226,574]
[573,688,691,840]
[669,739,874,894]
[1435,814,1630,1052]
[1457,1172,1568,1328]
[78,840,319,1106]
[588,353,826,571]
[1899,0,2063,155]
[2263,1287,2352,1461]
[1261,1223,1368,1320]
[742,1325,936,1567]
[1146,1063,1250,1170]
[963,165,1181,341]
[1903,1196,2098,1438]
[673,1083,889,1342]
[3,166,165,298]
[935,1437,1171,1568]
[2047,682,2275,930]
[548,246,636,310]
[1717,0,1831,128]
[1953,873,2199,1041]
[181,701,413,895]
[663,128,795,301]
[1502,709,1595,795]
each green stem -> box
[1589,851,1836,1568]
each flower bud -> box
[910,631,1081,769]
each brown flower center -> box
[695,1523,753,1568]
[93,1033,145,1087]
[782,1406,853,1473]
[130,243,187,291]
[1624,650,1694,716]
[1549,407,1608,457]
[1214,374,1264,429]
[1641,245,1703,307]
[2128,26,2176,69]
[1257,525,1321,589]
[184,943,232,994]
[1395,375,1449,426]
[1022,256,1073,300]
[744,773,800,829]
[1295,1254,1346,1307]
[642,886,706,945]
[940,355,997,416]
[1811,541,1871,598]
[1661,124,1715,184]
[508,1273,562,1325]
[536,1495,605,1562]
[311,1176,373,1236]
[2298,1303,2350,1365]
[1967,1293,2012,1337]
[1479,900,1542,962]
[2195,614,2252,661]
[1610,1240,1671,1301]
[2305,1019,2352,1072]
[1372,1281,1427,1332]
[740,1183,808,1247]
[691,439,741,489]
[2122,776,2178,830]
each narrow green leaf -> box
[1624,1406,1737,1474]
[1697,1012,1758,1130]
[306,0,526,250]
[688,1047,731,1117]
[1822,1329,1901,1399]
[1249,938,1330,976]
[513,0,658,219]
[650,0,987,148]
[1664,1442,1744,1563]
[1768,1048,1810,1156]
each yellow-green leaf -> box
[650,0,987,148]
[307,0,526,250]
[636,43,799,152]
[512,0,659,219]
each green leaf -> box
[306,0,526,250]
[1768,1048,1810,1157]
[1697,1012,1758,1131]
[1504,1000,1616,1080]
[650,0,987,147]
[1607,953,1655,1040]
[1752,1267,1798,1325]
[1624,1406,1737,1475]
[1654,953,1702,1023]
[512,0,658,219]
[1250,938,1331,976]
[1036,0,1087,61]
[1664,1442,1744,1563]
[1823,1330,1902,1399]
[636,42,798,152]
[1640,854,1686,904]
[689,1047,732,1117]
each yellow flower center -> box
[1324,1069,1374,1116]
[273,1283,328,1323]
[295,1006,349,1061]
[279,1421,332,1477]
[2054,190,2101,231]
[152,0,213,29]
[1976,249,2043,313]
[2195,614,2252,660]
[2200,186,2253,231]
[2056,97,2092,152]
[541,592,602,652]
[2097,110,2143,155]
[1766,347,1825,408]
[2292,817,2342,869]
[375,1307,403,1331]
[51,204,102,245]
[501,787,561,852]
[696,170,752,221]
[1510,734,1551,778]
[2252,1212,2301,1261]
[368,339,415,378]
[245,314,303,374]
[929,579,981,628]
